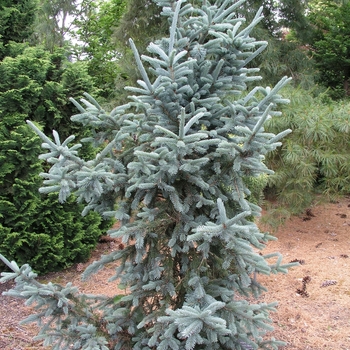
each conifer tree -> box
[0,45,108,273]
[0,0,37,59]
[1,0,296,348]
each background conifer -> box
[0,20,110,273]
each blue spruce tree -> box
[1,0,296,349]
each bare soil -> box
[1,197,350,350]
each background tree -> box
[0,45,110,274]
[114,0,166,49]
[71,0,168,104]
[110,0,169,102]
[241,0,311,42]
[1,0,295,348]
[0,0,111,273]
[31,0,81,52]
[239,0,280,35]
[306,0,350,97]
[0,0,37,59]
[277,0,312,42]
[71,0,127,100]
[236,0,315,88]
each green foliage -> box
[31,0,83,51]
[0,44,108,274]
[114,0,166,49]
[306,0,350,97]
[252,32,315,89]
[71,0,127,100]
[2,0,295,348]
[235,0,316,89]
[277,0,313,43]
[243,174,268,207]
[265,87,350,215]
[0,46,96,135]
[239,0,281,35]
[0,0,37,59]
[0,193,106,274]
[110,0,169,103]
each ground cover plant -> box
[0,0,296,348]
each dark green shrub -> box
[0,45,109,274]
[0,193,109,274]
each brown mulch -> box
[0,241,123,350]
[257,197,350,349]
[1,198,350,349]
[0,281,43,350]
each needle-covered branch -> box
[2,0,297,349]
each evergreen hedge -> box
[0,45,110,274]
